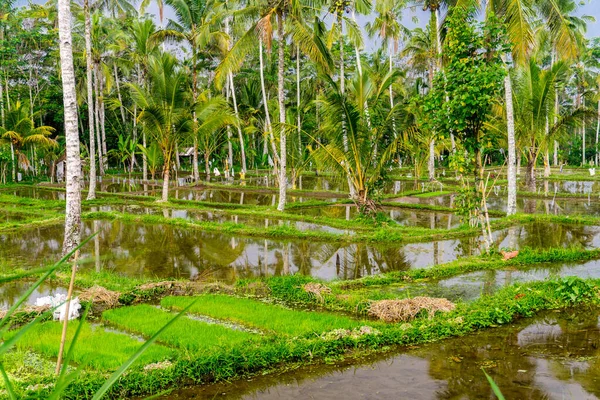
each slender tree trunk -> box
[259,40,274,155]
[229,72,247,174]
[93,64,104,174]
[100,76,107,169]
[428,140,435,180]
[9,142,15,182]
[84,0,96,200]
[526,155,536,192]
[582,95,586,166]
[205,153,210,178]
[161,161,170,202]
[276,12,287,212]
[596,99,600,166]
[505,67,517,216]
[57,0,82,254]
[191,47,200,183]
[258,40,280,179]
[296,47,302,157]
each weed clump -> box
[320,326,381,341]
[303,282,332,302]
[368,297,456,323]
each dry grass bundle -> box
[303,283,332,302]
[368,297,456,323]
[79,286,121,308]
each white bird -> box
[590,168,596,176]
[213,168,221,176]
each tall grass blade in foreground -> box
[482,368,505,400]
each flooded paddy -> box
[165,309,600,399]
[0,220,595,282]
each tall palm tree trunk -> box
[582,96,586,166]
[57,0,82,254]
[596,98,600,166]
[191,54,200,183]
[296,47,302,156]
[100,76,107,169]
[9,142,15,182]
[93,64,104,174]
[276,12,287,212]
[84,0,96,200]
[259,39,279,177]
[161,159,170,202]
[505,71,517,215]
[229,72,247,174]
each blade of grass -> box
[91,298,198,400]
[0,362,17,400]
[482,368,505,400]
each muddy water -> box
[164,309,600,399]
[0,221,594,282]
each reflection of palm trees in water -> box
[334,244,410,280]
[89,220,247,281]
[415,311,600,399]
[518,222,594,249]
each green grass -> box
[102,304,258,352]
[3,321,174,371]
[161,294,367,336]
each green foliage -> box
[555,276,595,304]
[424,7,506,170]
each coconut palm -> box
[215,0,332,211]
[155,0,232,181]
[0,102,57,180]
[194,92,238,178]
[130,53,193,202]
[125,18,160,181]
[311,71,408,212]
[503,59,586,191]
[56,0,82,254]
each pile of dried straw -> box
[368,297,456,323]
[79,286,121,308]
[303,282,332,302]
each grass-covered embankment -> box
[161,294,368,336]
[3,321,175,371]
[6,276,600,399]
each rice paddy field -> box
[4,167,600,399]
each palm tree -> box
[311,71,406,212]
[0,102,57,181]
[194,92,238,177]
[126,18,159,182]
[57,0,82,254]
[83,0,97,199]
[130,53,192,202]
[155,0,231,182]
[509,59,586,191]
[216,0,332,211]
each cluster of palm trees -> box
[0,0,598,251]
